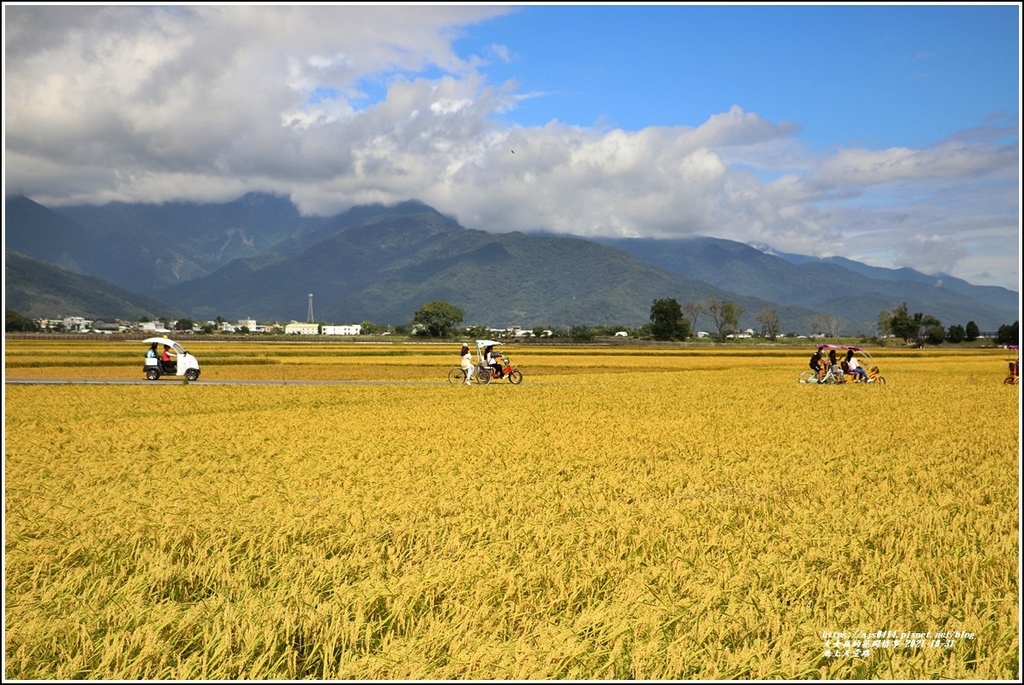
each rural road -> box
[3,377,441,386]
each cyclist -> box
[459,343,475,385]
[809,345,825,381]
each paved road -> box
[3,377,439,386]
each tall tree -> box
[924,323,946,346]
[682,300,705,335]
[824,314,843,338]
[412,300,465,338]
[811,313,830,338]
[877,309,892,339]
[649,298,689,341]
[708,298,744,342]
[887,301,941,345]
[755,306,781,340]
[721,300,744,339]
[995,321,1019,346]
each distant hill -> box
[3,193,1018,333]
[160,201,818,329]
[591,236,1018,333]
[5,193,323,293]
[4,250,186,321]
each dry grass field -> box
[4,338,1020,679]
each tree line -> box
[7,299,1020,348]
[646,297,1018,346]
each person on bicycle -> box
[809,345,825,381]
[484,345,503,379]
[827,348,845,383]
[844,348,870,382]
[460,343,475,385]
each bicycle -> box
[799,366,842,384]
[799,344,886,385]
[448,365,491,385]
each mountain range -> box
[4,193,1018,334]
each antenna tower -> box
[307,293,314,323]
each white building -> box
[322,324,362,336]
[138,321,170,334]
[62,316,92,332]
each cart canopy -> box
[815,344,862,352]
[143,337,186,355]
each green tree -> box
[708,298,744,341]
[924,323,945,346]
[965,321,980,342]
[174,317,195,331]
[5,310,40,332]
[887,302,940,346]
[650,298,689,341]
[995,321,1019,346]
[569,325,595,342]
[412,300,465,338]
[946,324,965,343]
[722,301,745,339]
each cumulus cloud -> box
[3,5,1019,290]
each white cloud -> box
[3,5,1019,291]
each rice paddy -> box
[4,338,1020,679]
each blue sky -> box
[456,4,1018,149]
[3,3,1021,291]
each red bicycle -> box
[476,339,523,385]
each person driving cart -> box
[160,344,177,373]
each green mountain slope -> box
[593,236,1018,332]
[162,204,817,329]
[5,250,186,321]
[5,193,1017,333]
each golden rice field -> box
[4,338,1020,679]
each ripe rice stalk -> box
[4,340,1018,679]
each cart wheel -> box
[185,369,199,381]
[508,369,523,385]
[476,369,492,385]
[448,368,466,385]
[146,368,160,381]
[798,371,817,384]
